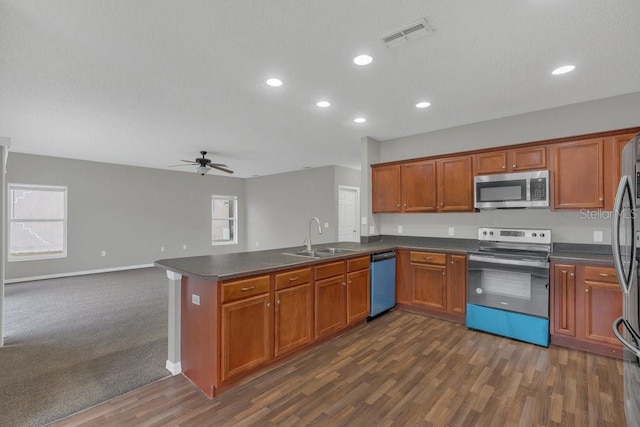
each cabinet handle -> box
[570,273,574,277]
[288,276,299,281]
[267,302,271,307]
[424,256,432,260]
[599,273,610,277]
[440,202,444,207]
[512,164,517,168]
[348,280,352,284]
[502,165,506,169]
[599,197,604,201]
[397,204,400,208]
[342,282,346,286]
[277,300,280,305]
[241,286,255,291]
[451,261,454,265]
[585,289,590,293]
[404,204,407,207]
[442,271,446,276]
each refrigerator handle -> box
[613,316,640,358]
[611,175,632,294]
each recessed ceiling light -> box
[416,101,431,109]
[552,65,575,75]
[353,55,373,66]
[266,78,283,87]
[353,117,367,123]
[316,101,331,108]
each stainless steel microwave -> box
[474,170,550,209]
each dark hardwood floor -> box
[53,310,625,426]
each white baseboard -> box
[5,263,155,284]
[166,360,182,375]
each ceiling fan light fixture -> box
[197,166,209,176]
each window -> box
[8,184,67,261]
[212,195,237,245]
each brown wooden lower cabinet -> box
[221,293,272,382]
[180,257,371,398]
[550,262,623,358]
[396,249,466,323]
[274,283,312,358]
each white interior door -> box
[338,186,359,242]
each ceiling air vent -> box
[380,18,434,48]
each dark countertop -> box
[155,236,616,281]
[550,243,614,266]
[154,235,478,281]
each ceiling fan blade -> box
[168,163,196,167]
[210,164,234,174]
[210,163,229,167]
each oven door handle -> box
[468,254,549,269]
[613,316,640,358]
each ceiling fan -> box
[169,151,234,175]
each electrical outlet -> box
[448,227,455,236]
[255,241,259,246]
[593,231,603,242]
[160,246,165,252]
[191,294,200,306]
[369,226,375,234]
[324,222,329,228]
[101,250,106,257]
[182,244,187,250]
[361,216,367,225]
[397,225,403,233]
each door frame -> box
[338,185,360,243]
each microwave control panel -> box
[530,178,547,201]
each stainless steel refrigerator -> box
[612,133,640,426]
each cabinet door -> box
[552,264,576,337]
[274,283,312,358]
[372,165,401,212]
[221,293,271,382]
[395,250,412,305]
[447,254,467,314]
[473,151,507,175]
[401,160,437,212]
[511,146,546,171]
[582,267,622,347]
[315,276,346,339]
[347,269,370,324]
[436,156,473,212]
[411,263,447,311]
[553,138,604,209]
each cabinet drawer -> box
[584,266,618,284]
[315,261,346,280]
[222,275,270,302]
[275,268,311,290]
[410,251,446,265]
[347,256,370,273]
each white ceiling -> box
[1,1,640,178]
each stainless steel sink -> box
[282,247,359,258]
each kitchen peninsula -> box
[154,236,476,397]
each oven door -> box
[467,254,550,318]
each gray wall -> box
[245,166,360,251]
[371,92,640,244]
[6,153,246,280]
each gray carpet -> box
[0,268,169,427]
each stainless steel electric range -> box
[466,227,551,346]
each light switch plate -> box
[593,230,603,242]
[397,225,403,233]
[369,226,375,234]
[361,216,367,225]
[191,294,200,306]
[448,227,455,236]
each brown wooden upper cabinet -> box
[371,164,401,212]
[371,155,473,213]
[552,138,605,209]
[473,146,547,175]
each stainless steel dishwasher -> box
[369,250,396,319]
